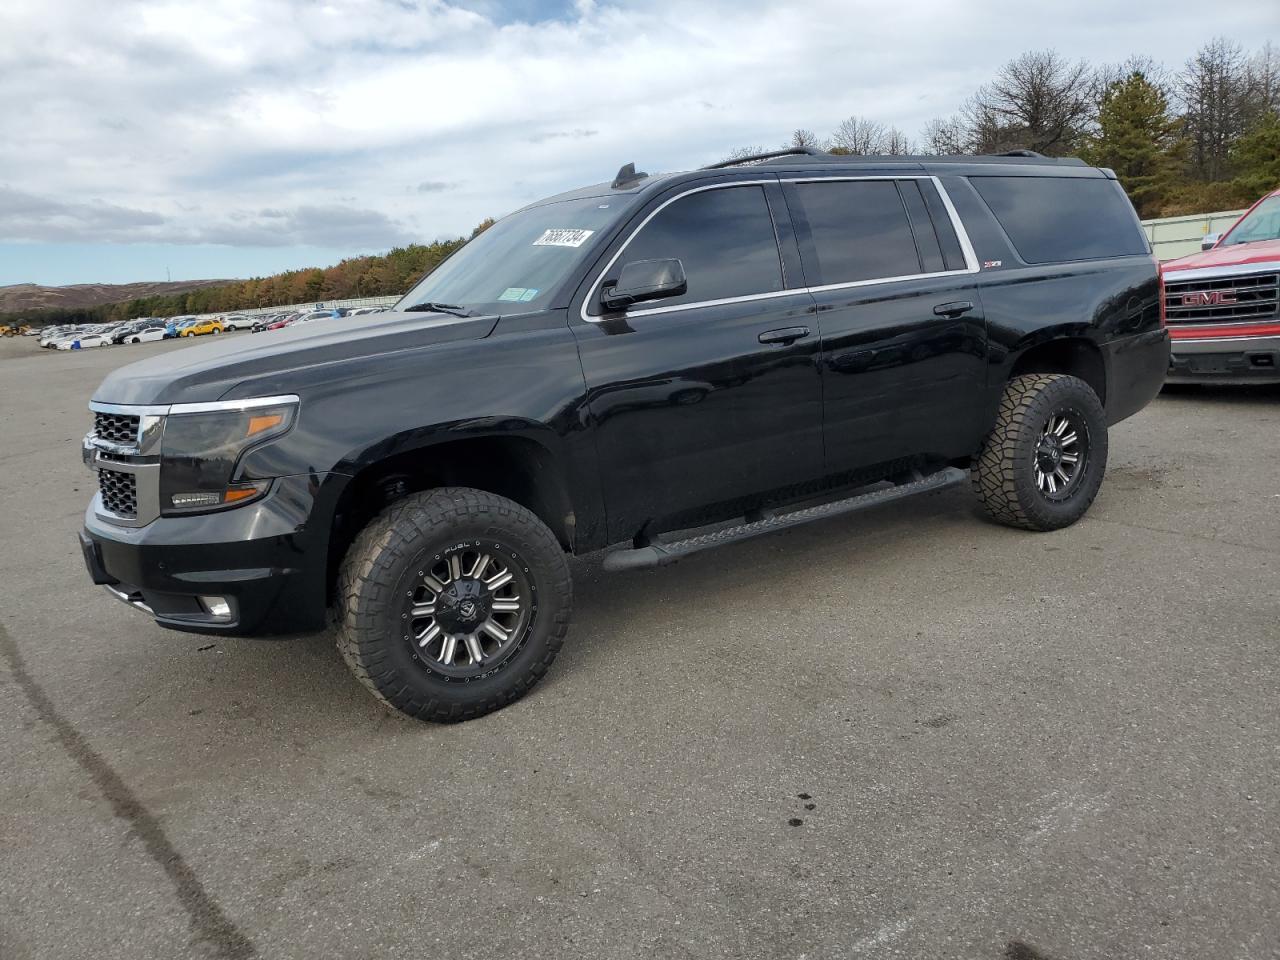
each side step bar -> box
[602,467,967,572]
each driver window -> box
[603,185,784,310]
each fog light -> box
[200,596,233,621]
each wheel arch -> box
[1007,335,1107,405]
[325,431,576,604]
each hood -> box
[93,309,500,406]
[1162,238,1280,273]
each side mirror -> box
[601,258,686,311]
[1201,232,1221,251]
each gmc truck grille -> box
[1164,273,1279,324]
[94,411,140,445]
[98,468,138,518]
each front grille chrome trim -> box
[1164,271,1279,325]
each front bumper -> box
[1167,333,1280,384]
[80,472,343,636]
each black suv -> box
[79,149,1169,722]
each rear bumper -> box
[1167,333,1280,383]
[80,472,345,637]
[1102,328,1170,425]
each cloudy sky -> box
[0,0,1271,286]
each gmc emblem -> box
[1180,290,1239,307]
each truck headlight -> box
[159,395,299,515]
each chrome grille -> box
[94,412,140,445]
[98,469,138,518]
[1164,273,1279,324]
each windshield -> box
[1223,195,1280,246]
[395,195,631,313]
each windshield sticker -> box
[532,228,594,248]
[498,287,540,302]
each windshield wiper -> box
[403,301,473,318]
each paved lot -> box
[1,334,1277,960]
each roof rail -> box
[702,146,827,170]
[996,149,1045,158]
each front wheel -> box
[971,373,1108,531]
[336,487,572,722]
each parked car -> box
[264,313,301,331]
[123,323,168,344]
[163,316,197,338]
[179,318,225,337]
[293,309,347,323]
[59,331,112,349]
[220,314,251,331]
[79,148,1168,723]
[1162,186,1280,383]
[349,307,388,316]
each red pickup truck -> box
[1163,188,1280,382]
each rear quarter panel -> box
[941,175,1165,428]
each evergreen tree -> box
[1230,109,1280,198]
[1082,71,1185,217]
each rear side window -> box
[608,185,783,308]
[791,181,922,285]
[970,176,1149,263]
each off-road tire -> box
[971,373,1108,531]
[336,487,572,722]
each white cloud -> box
[0,0,1271,253]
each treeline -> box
[13,40,1278,328]
[744,39,1280,220]
[5,221,493,327]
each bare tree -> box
[789,128,825,149]
[721,144,771,163]
[1245,41,1280,114]
[963,50,1095,155]
[1096,54,1172,99]
[1177,38,1254,180]
[921,115,970,155]
[883,127,915,155]
[831,115,888,154]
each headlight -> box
[159,395,299,515]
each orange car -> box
[178,318,225,337]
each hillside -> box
[0,279,236,315]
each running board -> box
[602,467,967,572]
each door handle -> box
[933,300,975,318]
[758,325,810,345]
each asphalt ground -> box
[1,333,1277,960]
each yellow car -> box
[179,318,225,337]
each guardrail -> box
[1141,209,1246,261]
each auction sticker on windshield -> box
[532,228,594,247]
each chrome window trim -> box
[1163,263,1280,284]
[579,176,980,323]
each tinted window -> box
[792,181,922,284]
[919,180,967,271]
[971,176,1149,263]
[898,180,946,274]
[607,185,783,309]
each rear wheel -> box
[336,487,572,722]
[971,373,1108,531]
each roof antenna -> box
[611,162,648,189]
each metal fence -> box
[1141,208,1246,261]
